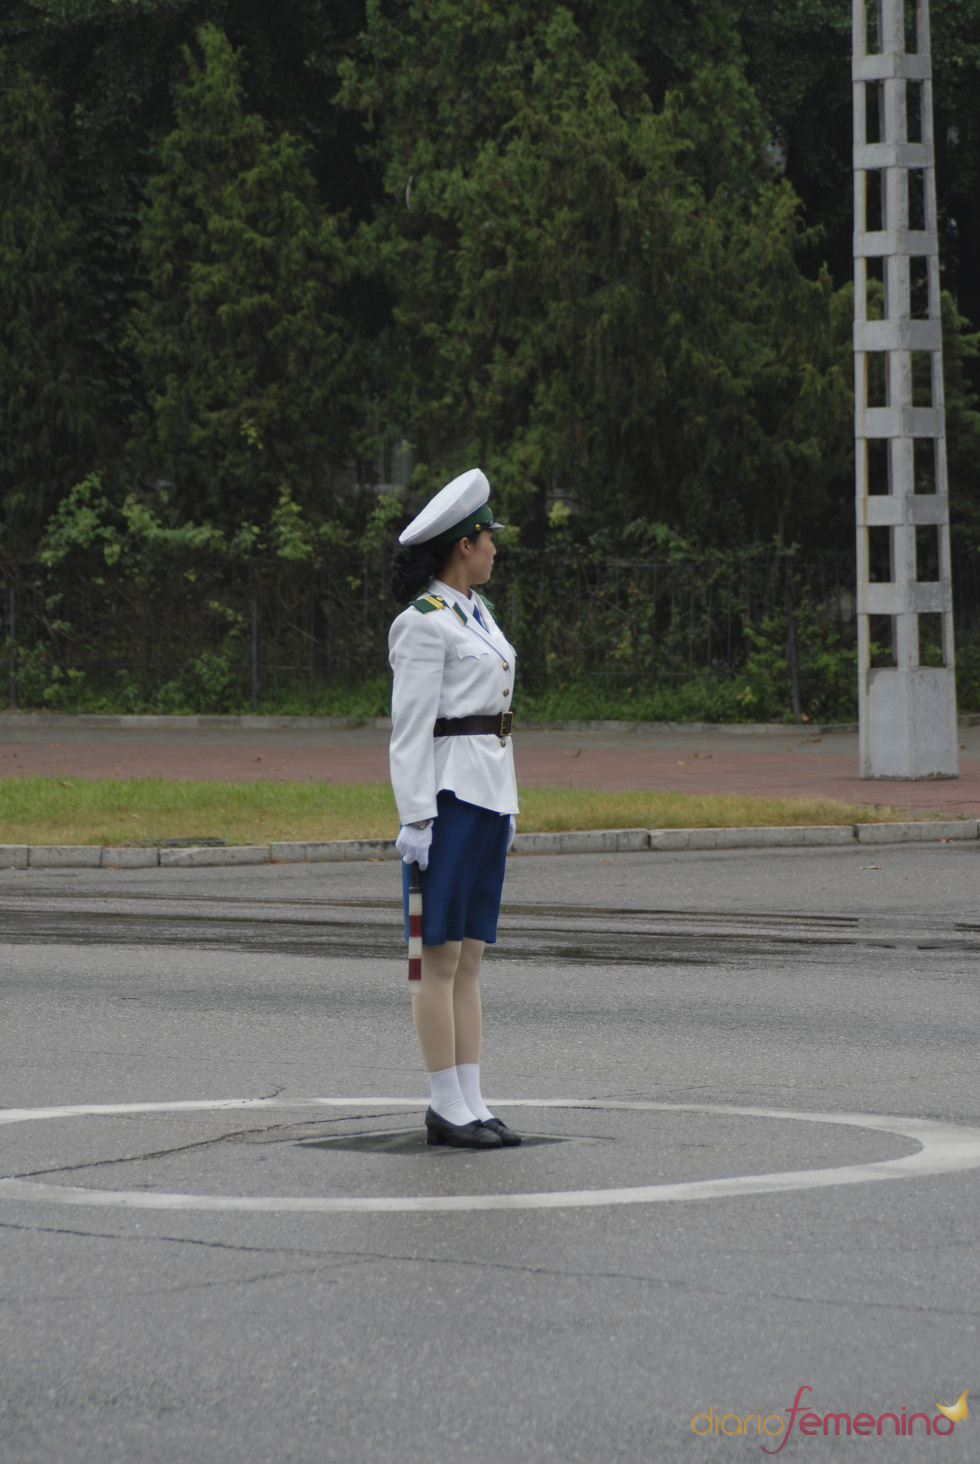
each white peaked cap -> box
[398,467,501,546]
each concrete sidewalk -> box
[2,714,980,815]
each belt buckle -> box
[498,711,513,745]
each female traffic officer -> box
[388,468,521,1150]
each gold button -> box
[502,662,509,670]
[503,688,510,695]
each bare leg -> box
[452,937,485,1065]
[453,939,498,1124]
[412,941,462,1072]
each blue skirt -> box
[402,791,510,946]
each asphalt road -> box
[1,843,978,1462]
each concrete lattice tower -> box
[853,0,958,778]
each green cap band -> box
[429,503,497,546]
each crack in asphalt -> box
[0,1220,975,1321]
[6,1110,417,1181]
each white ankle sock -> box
[456,1063,493,1123]
[427,1066,476,1126]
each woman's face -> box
[463,528,496,586]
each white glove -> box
[396,822,433,870]
[507,815,516,851]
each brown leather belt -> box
[434,712,513,741]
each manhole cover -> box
[299,1129,572,1155]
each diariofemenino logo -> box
[690,1385,969,1451]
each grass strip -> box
[0,776,948,847]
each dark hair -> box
[390,529,486,605]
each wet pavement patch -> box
[4,906,977,965]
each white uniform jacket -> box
[388,579,519,826]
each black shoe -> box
[481,1116,522,1146]
[425,1107,502,1149]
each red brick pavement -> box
[1,739,978,815]
[0,743,387,784]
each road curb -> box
[2,820,977,870]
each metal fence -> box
[3,544,980,713]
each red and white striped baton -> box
[408,861,423,984]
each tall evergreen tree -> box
[0,56,99,555]
[341,0,852,546]
[127,24,356,528]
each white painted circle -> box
[1,1100,979,1214]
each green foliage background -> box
[2,0,980,717]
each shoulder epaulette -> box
[409,594,448,615]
